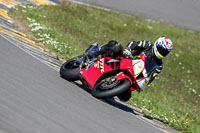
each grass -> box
[9,3,200,133]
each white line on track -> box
[0,34,59,72]
[131,113,169,133]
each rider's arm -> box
[124,40,152,56]
[126,40,152,51]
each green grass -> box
[9,3,200,133]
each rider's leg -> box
[86,42,100,58]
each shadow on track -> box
[73,81,167,124]
[74,81,139,115]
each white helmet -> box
[153,37,173,59]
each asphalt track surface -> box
[0,35,165,133]
[69,0,200,31]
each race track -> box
[0,0,188,132]
[0,35,166,133]
[69,0,200,31]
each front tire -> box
[60,56,82,81]
[117,91,132,102]
[92,79,131,99]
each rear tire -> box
[92,79,131,99]
[60,56,82,81]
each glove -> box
[123,48,132,56]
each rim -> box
[96,77,121,91]
[92,79,131,99]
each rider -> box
[86,37,173,100]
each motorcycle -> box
[60,43,151,101]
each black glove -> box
[123,48,132,56]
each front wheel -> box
[92,78,131,99]
[117,91,132,102]
[60,55,82,81]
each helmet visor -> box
[157,45,169,57]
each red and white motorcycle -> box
[60,47,152,101]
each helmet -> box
[153,37,173,59]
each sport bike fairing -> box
[133,56,157,91]
[78,54,158,91]
[78,57,133,88]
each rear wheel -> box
[92,77,131,99]
[60,55,82,81]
